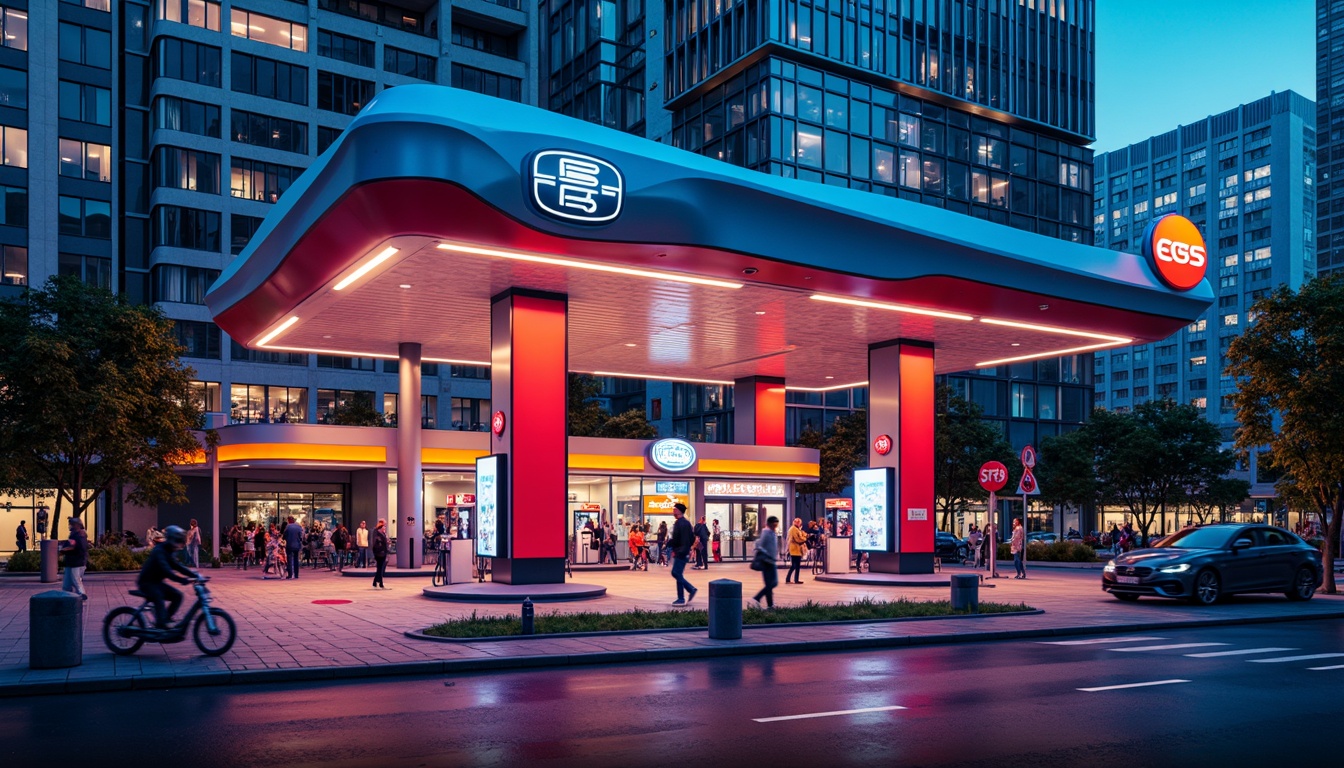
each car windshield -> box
[1157,527,1237,550]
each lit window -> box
[158,0,221,31]
[1243,165,1270,183]
[1243,187,1271,204]
[1188,319,1207,333]
[230,8,307,52]
[1223,314,1239,326]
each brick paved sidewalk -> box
[2,562,1341,696]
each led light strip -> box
[976,340,1131,368]
[977,317,1131,343]
[255,342,490,367]
[589,371,735,386]
[809,294,976,321]
[787,381,869,392]
[436,243,744,289]
[255,315,299,347]
[333,246,399,291]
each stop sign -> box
[979,461,1009,492]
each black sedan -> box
[1101,524,1323,605]
[935,531,968,562]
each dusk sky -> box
[1094,0,1315,152]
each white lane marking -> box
[1107,643,1229,653]
[1078,679,1191,693]
[1038,636,1166,646]
[753,705,907,723]
[1249,653,1344,664]
[1309,665,1344,671]
[1184,647,1297,658]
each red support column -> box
[489,289,568,584]
[867,340,935,574]
[733,376,786,446]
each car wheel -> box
[1113,593,1141,602]
[1285,566,1317,602]
[1190,569,1221,605]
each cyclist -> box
[136,525,200,633]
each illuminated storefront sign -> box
[643,493,690,515]
[825,498,853,510]
[703,481,787,498]
[530,150,623,224]
[475,454,505,558]
[654,481,690,494]
[1144,214,1208,291]
[649,438,697,473]
[853,467,894,552]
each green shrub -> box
[86,546,149,572]
[998,541,1099,563]
[218,550,234,564]
[4,551,40,572]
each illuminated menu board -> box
[853,467,894,552]
[475,454,507,558]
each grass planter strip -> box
[418,598,1036,641]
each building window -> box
[230,8,307,51]
[189,380,223,411]
[152,146,220,193]
[384,46,435,80]
[152,205,220,251]
[58,253,111,289]
[385,393,438,428]
[157,0,221,31]
[317,71,374,115]
[317,389,375,423]
[231,110,308,154]
[153,96,221,138]
[315,355,377,371]
[230,341,307,366]
[451,23,518,59]
[59,139,111,183]
[316,0,425,35]
[58,82,111,126]
[0,244,26,286]
[231,214,263,255]
[230,384,308,424]
[0,66,24,108]
[63,0,112,11]
[0,125,23,168]
[316,29,373,67]
[450,365,489,379]
[152,264,220,304]
[0,184,26,226]
[58,196,112,239]
[154,38,222,87]
[58,22,111,69]
[174,322,221,359]
[449,397,487,431]
[230,157,301,203]
[0,6,27,51]
[450,64,521,102]
[231,52,308,105]
[316,126,341,154]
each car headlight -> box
[1158,563,1191,574]
[1103,561,1116,573]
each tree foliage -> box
[1227,276,1344,593]
[325,398,387,427]
[796,410,868,498]
[933,386,1015,531]
[567,374,658,438]
[0,277,209,540]
[595,408,659,439]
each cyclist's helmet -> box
[164,525,187,548]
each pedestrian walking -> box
[656,521,669,566]
[967,525,983,568]
[185,519,202,568]
[356,520,371,568]
[15,520,27,552]
[600,520,619,565]
[371,519,389,588]
[332,524,350,571]
[751,516,780,609]
[785,518,808,583]
[228,524,244,561]
[668,503,698,606]
[693,516,710,569]
[283,516,303,579]
[242,523,257,568]
[1011,517,1026,578]
[59,518,90,600]
[711,519,723,563]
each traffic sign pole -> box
[988,492,998,578]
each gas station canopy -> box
[207,86,1213,388]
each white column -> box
[396,343,423,569]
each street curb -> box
[405,608,1046,643]
[2,608,1342,699]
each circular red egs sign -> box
[491,411,506,436]
[1143,214,1207,291]
[873,434,893,455]
[979,461,1009,492]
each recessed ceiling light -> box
[399,284,412,289]
[624,343,637,347]
[1039,304,1050,310]
[755,311,766,315]
[323,335,333,339]
[742,267,758,275]
[825,376,834,379]
[1011,343,1021,347]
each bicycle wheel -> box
[193,609,237,657]
[103,607,146,656]
[432,557,446,587]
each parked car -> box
[1027,532,1059,545]
[1101,524,1322,605]
[935,531,968,562]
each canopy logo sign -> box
[649,438,697,473]
[1143,214,1207,291]
[530,150,623,224]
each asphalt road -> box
[5,620,1344,768]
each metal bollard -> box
[40,540,59,583]
[521,597,535,635]
[950,574,979,613]
[707,579,742,640]
[30,591,82,669]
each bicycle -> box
[102,577,237,657]
[811,544,827,575]
[431,541,450,587]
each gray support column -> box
[396,343,423,569]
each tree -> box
[794,411,868,518]
[0,277,208,541]
[325,397,386,427]
[1186,475,1252,525]
[567,374,608,437]
[1037,426,1101,523]
[1227,277,1344,593]
[595,408,658,439]
[933,386,1014,532]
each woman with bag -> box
[750,516,779,609]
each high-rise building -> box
[1092,91,1317,530]
[1318,0,1344,277]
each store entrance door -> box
[706,501,784,560]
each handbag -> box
[750,550,767,571]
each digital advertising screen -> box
[475,454,507,558]
[853,467,895,552]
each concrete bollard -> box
[707,579,742,640]
[30,590,83,669]
[951,574,979,613]
[40,540,59,583]
[521,598,535,635]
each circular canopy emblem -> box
[1143,214,1207,291]
[491,411,506,436]
[979,461,1009,492]
[873,434,893,455]
[649,438,697,472]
